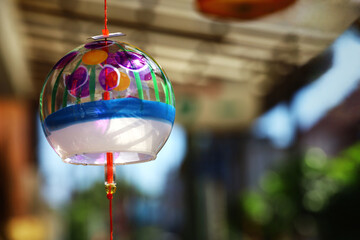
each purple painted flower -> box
[104,52,120,68]
[74,80,90,98]
[116,51,147,70]
[98,65,120,91]
[64,65,90,97]
[54,51,78,69]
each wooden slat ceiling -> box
[2,0,359,129]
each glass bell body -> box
[40,40,176,165]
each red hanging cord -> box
[107,193,114,240]
[106,152,114,181]
[103,2,113,239]
[105,153,114,240]
[103,0,109,36]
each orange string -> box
[106,152,113,182]
[107,193,113,240]
[103,0,109,36]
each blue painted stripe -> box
[45,98,176,132]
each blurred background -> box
[2,0,360,239]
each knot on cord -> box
[107,193,113,200]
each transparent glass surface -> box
[40,40,175,165]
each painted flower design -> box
[64,48,151,98]
[64,65,90,98]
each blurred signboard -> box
[175,80,259,131]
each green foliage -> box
[240,142,360,238]
[242,191,272,224]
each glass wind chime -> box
[39,0,176,238]
[197,0,297,20]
